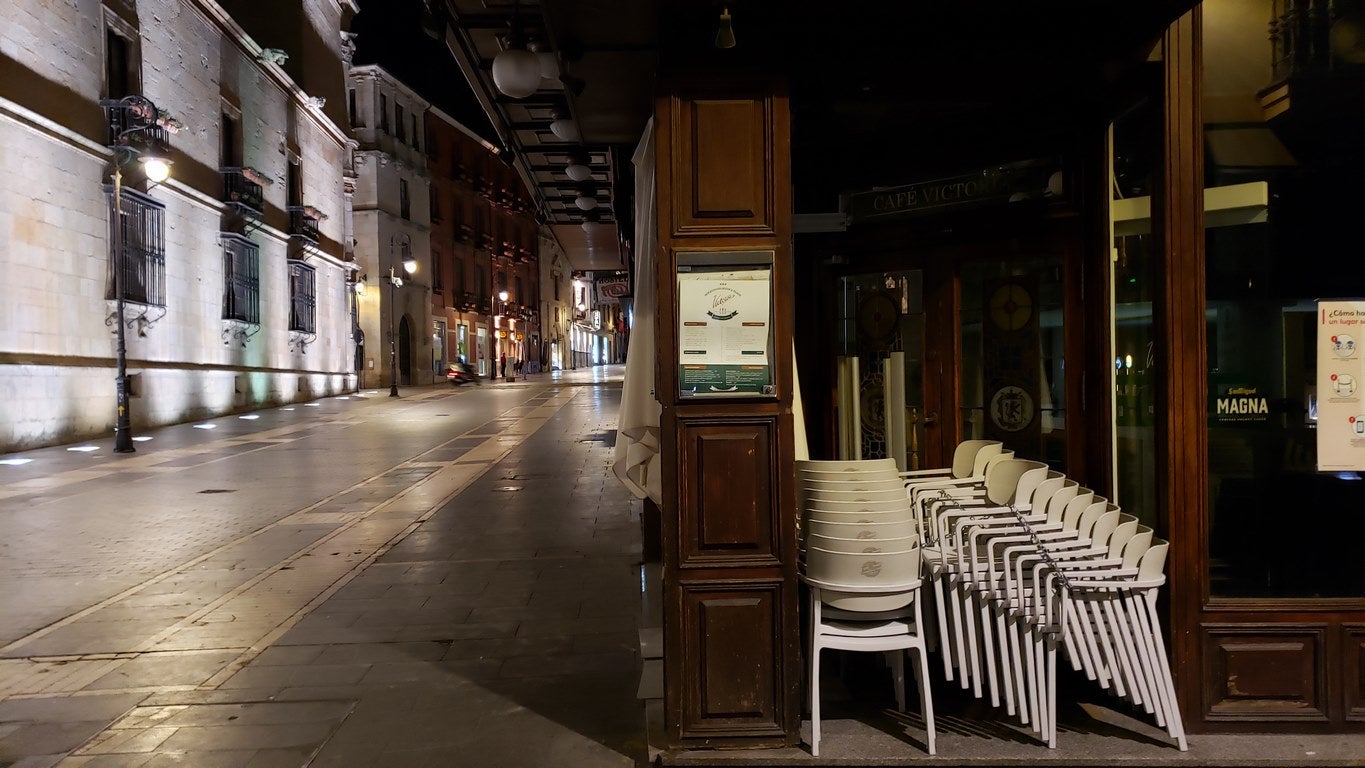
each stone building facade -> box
[346,64,432,389]
[425,107,539,380]
[0,0,359,451]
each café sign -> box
[845,158,1061,223]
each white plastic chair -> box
[802,543,935,757]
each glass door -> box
[834,270,933,470]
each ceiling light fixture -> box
[574,192,597,211]
[491,3,541,99]
[715,5,736,49]
[565,160,591,182]
[580,209,602,232]
[549,113,579,141]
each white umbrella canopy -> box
[613,118,662,504]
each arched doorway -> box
[398,315,412,385]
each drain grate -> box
[198,489,236,494]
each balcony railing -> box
[221,168,264,219]
[1270,0,1360,82]
[288,206,321,244]
[99,98,169,158]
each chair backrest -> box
[1138,540,1170,580]
[1029,471,1067,509]
[805,489,909,505]
[983,459,1049,506]
[1122,526,1154,568]
[1044,480,1080,524]
[1106,514,1140,558]
[805,500,914,518]
[970,442,1008,477]
[953,439,1003,478]
[802,478,907,493]
[797,458,897,473]
[1061,490,1096,530]
[1086,506,1123,546]
[806,517,918,541]
[1074,498,1109,538]
[807,533,919,554]
[806,544,922,588]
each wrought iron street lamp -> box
[350,273,366,393]
[496,289,509,379]
[389,233,416,397]
[101,95,172,453]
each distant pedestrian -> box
[500,353,507,378]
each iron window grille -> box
[105,186,166,307]
[222,234,260,324]
[288,262,317,333]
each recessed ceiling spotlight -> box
[0,458,34,466]
[194,424,217,430]
[239,414,260,420]
[132,436,153,442]
[67,445,100,452]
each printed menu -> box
[677,266,772,395]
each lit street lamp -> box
[496,289,509,379]
[350,274,366,393]
[389,233,416,397]
[101,95,172,453]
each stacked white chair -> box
[929,457,1188,751]
[795,448,1187,755]
[796,458,935,757]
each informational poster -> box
[1317,300,1365,471]
[677,265,773,396]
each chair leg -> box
[890,650,906,711]
[932,575,955,680]
[809,589,823,757]
[811,642,822,757]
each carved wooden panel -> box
[1203,624,1328,721]
[678,419,778,567]
[677,581,786,737]
[670,94,775,237]
[1346,624,1365,721]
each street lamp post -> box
[102,95,172,453]
[350,274,365,393]
[388,233,416,397]
[496,289,509,380]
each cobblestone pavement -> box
[0,369,649,767]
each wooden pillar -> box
[1154,9,1207,728]
[654,77,800,747]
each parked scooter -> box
[446,362,481,386]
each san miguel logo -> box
[705,286,741,321]
[1214,385,1270,422]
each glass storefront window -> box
[1203,0,1365,598]
[1112,93,1161,531]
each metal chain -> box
[1009,503,1072,590]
